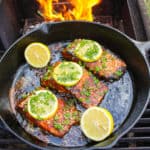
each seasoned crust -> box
[41,64,108,108]
[62,39,126,80]
[16,94,80,137]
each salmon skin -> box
[16,93,80,138]
[41,63,108,108]
[62,39,126,80]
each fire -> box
[36,0,102,21]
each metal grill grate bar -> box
[131,127,150,132]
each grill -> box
[0,0,150,149]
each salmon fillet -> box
[16,94,80,137]
[62,39,126,80]
[41,63,108,108]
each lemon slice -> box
[52,61,83,86]
[27,89,58,120]
[74,39,102,62]
[24,42,51,68]
[81,107,114,141]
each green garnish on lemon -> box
[81,106,114,141]
[24,42,51,68]
[27,89,58,120]
[73,39,103,62]
[52,61,83,87]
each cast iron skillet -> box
[0,21,150,149]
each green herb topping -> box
[115,70,123,76]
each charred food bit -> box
[16,94,80,137]
[62,39,126,80]
[41,63,108,108]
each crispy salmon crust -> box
[62,39,126,80]
[16,95,80,137]
[41,63,108,108]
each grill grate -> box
[113,102,150,149]
[0,0,150,149]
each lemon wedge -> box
[52,61,83,87]
[74,39,102,62]
[24,42,51,68]
[81,106,114,141]
[27,89,58,120]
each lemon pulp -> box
[24,42,51,68]
[81,106,114,141]
[73,39,103,62]
[27,89,58,120]
[52,61,83,86]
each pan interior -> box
[11,41,134,147]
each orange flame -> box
[36,0,102,21]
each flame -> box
[37,0,102,21]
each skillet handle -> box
[132,40,150,62]
[0,116,7,130]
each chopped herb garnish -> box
[47,66,52,70]
[99,56,107,69]
[72,111,79,120]
[78,60,85,68]
[88,87,95,91]
[93,76,99,85]
[63,120,70,125]
[72,111,78,116]
[101,57,107,63]
[102,63,106,69]
[81,89,91,97]
[64,112,71,119]
[104,90,108,94]
[54,115,59,121]
[89,71,93,76]
[53,122,63,130]
[79,98,84,102]
[95,66,101,72]
[84,46,99,60]
[43,68,51,80]
[115,70,123,76]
